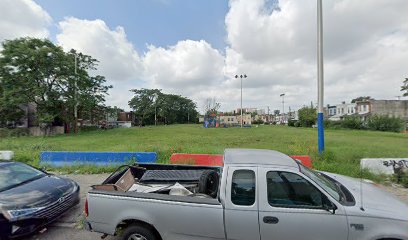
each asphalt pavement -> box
[24,173,115,240]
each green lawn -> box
[1,124,407,178]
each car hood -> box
[323,172,408,221]
[0,175,77,210]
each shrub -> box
[367,115,405,132]
[324,120,342,129]
[401,172,408,188]
[298,107,316,127]
[79,126,99,133]
[287,119,296,127]
[252,119,264,124]
[0,128,29,138]
[341,116,365,130]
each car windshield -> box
[0,163,46,192]
[299,164,340,201]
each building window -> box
[231,170,256,206]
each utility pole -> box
[317,0,325,153]
[74,55,78,134]
[235,74,247,128]
[280,93,285,124]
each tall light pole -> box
[153,93,158,126]
[317,0,325,153]
[235,74,247,128]
[280,93,285,124]
[74,54,78,134]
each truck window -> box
[267,171,323,208]
[231,170,255,206]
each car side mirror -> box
[322,195,337,214]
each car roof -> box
[224,149,299,168]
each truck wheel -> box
[121,224,157,240]
[198,170,219,198]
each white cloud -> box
[55,18,226,109]
[57,17,143,82]
[0,0,51,43]
[5,0,408,113]
[143,39,225,93]
[56,17,146,109]
[222,0,408,112]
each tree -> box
[203,98,221,115]
[128,89,198,125]
[351,96,373,103]
[128,89,161,126]
[402,78,408,97]
[0,81,24,127]
[0,38,111,128]
[298,106,317,127]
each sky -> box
[0,0,407,113]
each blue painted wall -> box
[40,151,157,167]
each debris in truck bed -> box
[140,169,206,182]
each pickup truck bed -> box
[86,163,225,239]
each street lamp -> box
[73,53,78,134]
[153,93,158,126]
[235,74,247,128]
[280,93,285,124]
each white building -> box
[236,114,252,125]
[220,116,238,125]
[329,102,356,121]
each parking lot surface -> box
[23,173,408,240]
[25,173,115,240]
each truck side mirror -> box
[323,195,337,214]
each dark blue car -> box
[0,162,80,239]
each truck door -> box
[224,166,260,240]
[258,168,349,240]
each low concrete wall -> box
[0,151,14,160]
[40,151,158,167]
[28,126,64,136]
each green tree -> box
[203,98,221,116]
[298,106,317,127]
[0,38,111,128]
[128,89,198,125]
[128,89,162,126]
[402,78,408,97]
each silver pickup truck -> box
[85,149,408,240]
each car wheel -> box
[121,224,157,240]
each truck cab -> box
[85,149,408,240]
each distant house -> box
[368,100,408,121]
[236,114,252,125]
[220,116,238,125]
[328,102,356,121]
[326,99,408,122]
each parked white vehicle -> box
[85,149,408,240]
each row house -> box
[326,100,408,122]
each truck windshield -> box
[299,164,340,201]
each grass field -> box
[0,124,407,179]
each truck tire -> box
[121,224,157,240]
[198,170,219,198]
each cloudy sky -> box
[1,0,407,113]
